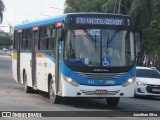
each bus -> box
[12,13,136,107]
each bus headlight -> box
[122,77,135,87]
[64,76,80,87]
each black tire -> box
[23,73,33,93]
[106,97,120,107]
[49,78,61,104]
[134,94,140,98]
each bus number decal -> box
[88,80,95,85]
[106,80,115,85]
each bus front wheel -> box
[49,78,61,104]
[106,97,120,107]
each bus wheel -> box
[106,97,120,107]
[23,73,32,93]
[49,78,61,104]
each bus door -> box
[55,28,63,94]
[31,27,39,88]
[17,31,22,83]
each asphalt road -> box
[0,55,160,119]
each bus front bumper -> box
[62,80,136,97]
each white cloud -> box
[1,0,65,32]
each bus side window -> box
[26,29,32,50]
[22,29,27,50]
[39,26,47,50]
[45,26,50,50]
[13,31,18,50]
[19,32,22,51]
[46,38,49,50]
[45,25,55,50]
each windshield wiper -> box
[107,28,121,48]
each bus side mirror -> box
[57,28,64,41]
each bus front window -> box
[64,29,135,67]
[102,30,135,66]
[65,29,100,66]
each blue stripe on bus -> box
[37,52,56,63]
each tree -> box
[0,0,5,23]
[102,0,132,14]
[141,1,160,68]
[64,0,106,13]
[102,0,156,30]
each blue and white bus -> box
[12,13,136,106]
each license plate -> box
[95,90,107,94]
[152,88,160,92]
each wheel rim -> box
[24,75,27,90]
[24,81,27,89]
[49,81,55,100]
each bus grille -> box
[75,72,125,80]
[80,90,120,95]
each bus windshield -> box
[64,28,135,67]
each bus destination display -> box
[70,16,130,26]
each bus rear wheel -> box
[106,97,120,107]
[49,78,61,104]
[23,73,32,93]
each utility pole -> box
[114,0,117,14]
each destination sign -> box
[76,17,123,25]
[70,16,130,27]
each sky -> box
[0,0,65,32]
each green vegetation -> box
[64,0,106,13]
[64,0,160,69]
[0,36,13,47]
[0,0,12,48]
[0,0,5,22]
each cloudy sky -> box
[1,0,65,32]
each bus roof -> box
[14,14,67,30]
[14,13,131,30]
